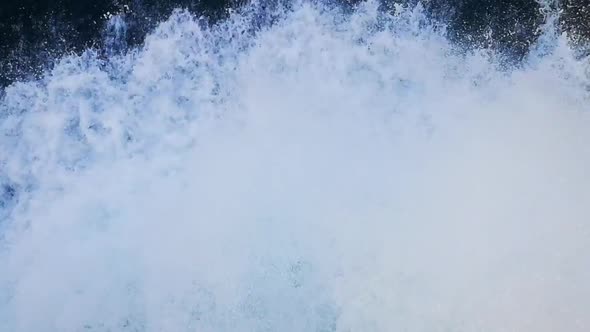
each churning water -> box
[1,1,590,331]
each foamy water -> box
[1,1,589,331]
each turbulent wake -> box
[1,1,589,331]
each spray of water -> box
[1,1,589,331]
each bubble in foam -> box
[1,1,590,331]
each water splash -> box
[1,1,590,331]
[103,14,129,56]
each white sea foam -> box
[1,1,589,331]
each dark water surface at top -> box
[1,0,589,87]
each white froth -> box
[1,1,589,331]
